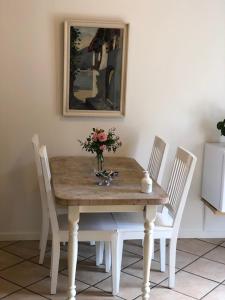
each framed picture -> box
[63,20,128,117]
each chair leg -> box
[96,241,104,266]
[111,233,123,296]
[50,238,60,294]
[105,241,111,273]
[168,237,177,289]
[39,218,49,264]
[160,238,166,272]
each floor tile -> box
[124,240,159,256]
[184,258,225,282]
[220,242,225,248]
[61,259,111,286]
[96,272,143,300]
[0,249,23,270]
[61,242,96,259]
[153,248,198,269]
[177,239,216,256]
[77,287,121,300]
[123,259,177,284]
[161,270,217,299]
[199,238,225,245]
[31,250,85,272]
[121,251,142,269]
[202,284,225,299]
[90,249,141,271]
[135,286,195,299]
[0,277,21,298]
[3,289,47,299]
[203,246,225,264]
[78,242,97,258]
[0,261,49,287]
[123,240,143,256]
[4,241,40,259]
[0,241,16,248]
[28,273,89,299]
[0,238,224,299]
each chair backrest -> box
[148,136,169,184]
[32,134,41,176]
[39,145,59,233]
[165,147,197,233]
[32,134,49,220]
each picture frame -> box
[63,19,128,117]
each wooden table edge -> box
[55,196,169,206]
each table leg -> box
[67,206,80,300]
[142,205,157,300]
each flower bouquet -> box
[79,128,122,173]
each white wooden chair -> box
[39,145,118,294]
[32,135,103,265]
[113,147,197,293]
[109,136,169,293]
[32,134,68,264]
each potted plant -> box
[217,119,225,142]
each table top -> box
[50,156,169,206]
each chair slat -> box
[148,136,169,184]
[167,147,196,218]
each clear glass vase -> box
[96,153,104,172]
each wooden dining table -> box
[50,156,169,300]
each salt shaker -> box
[141,171,152,193]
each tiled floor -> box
[0,239,225,299]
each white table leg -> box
[67,206,80,300]
[142,205,157,300]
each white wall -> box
[1,0,225,240]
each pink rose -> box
[99,145,106,151]
[98,132,107,142]
[92,132,98,141]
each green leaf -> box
[217,122,223,130]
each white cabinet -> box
[202,143,225,212]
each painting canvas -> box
[63,20,128,117]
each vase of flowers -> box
[217,119,225,142]
[79,128,122,172]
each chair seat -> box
[113,212,173,232]
[155,211,173,227]
[58,213,117,232]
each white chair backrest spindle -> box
[148,136,169,185]
[166,147,197,231]
[39,145,59,233]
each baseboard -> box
[179,230,225,238]
[0,232,41,241]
